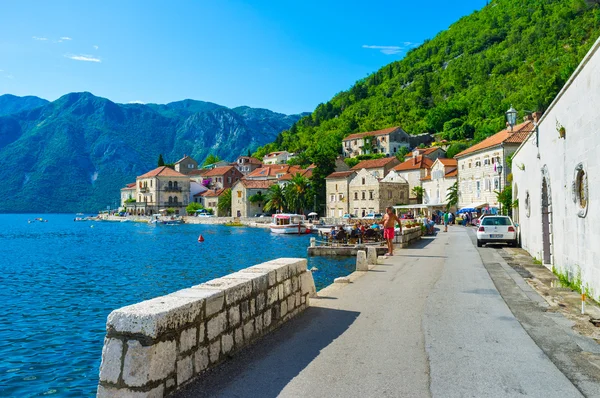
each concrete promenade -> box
[175,226,587,397]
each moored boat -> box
[270,214,309,234]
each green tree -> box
[186,202,204,215]
[264,184,286,213]
[285,173,311,214]
[446,181,459,211]
[157,154,165,167]
[446,142,469,159]
[495,185,513,216]
[203,154,221,166]
[412,186,424,203]
[248,191,266,210]
[218,189,232,216]
[396,146,410,162]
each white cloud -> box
[128,100,145,104]
[64,53,101,63]
[362,45,403,55]
[32,36,48,41]
[60,37,72,41]
[93,45,99,50]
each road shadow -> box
[174,306,360,398]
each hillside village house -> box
[278,166,315,187]
[512,36,600,302]
[455,118,535,210]
[393,155,434,204]
[404,147,446,162]
[245,164,303,180]
[350,157,400,179]
[202,166,243,190]
[343,127,411,158]
[231,179,276,217]
[325,171,356,218]
[235,156,263,175]
[262,151,295,165]
[348,168,409,217]
[203,160,230,170]
[134,166,191,215]
[422,158,458,212]
[174,155,199,175]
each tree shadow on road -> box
[174,306,360,398]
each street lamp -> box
[497,164,503,176]
[506,106,517,131]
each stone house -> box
[245,165,303,181]
[325,171,356,218]
[203,160,231,170]
[235,156,263,175]
[455,120,534,209]
[199,188,226,216]
[135,166,191,215]
[174,155,199,175]
[392,155,434,204]
[202,166,243,190]
[512,35,600,301]
[348,168,409,217]
[262,151,294,165]
[422,158,458,212]
[231,179,276,218]
[350,157,400,179]
[404,147,446,162]
[342,127,411,158]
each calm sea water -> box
[0,214,354,397]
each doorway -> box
[541,176,553,265]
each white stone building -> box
[350,157,400,179]
[512,36,600,301]
[422,158,458,212]
[342,127,411,158]
[455,120,534,210]
[325,171,356,218]
[348,169,409,217]
[262,151,295,165]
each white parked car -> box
[198,213,214,218]
[476,215,518,247]
[363,213,383,220]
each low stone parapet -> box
[394,226,422,247]
[97,258,316,397]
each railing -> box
[139,187,149,193]
[164,202,184,206]
[163,186,182,192]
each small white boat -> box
[270,214,309,234]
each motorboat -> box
[270,214,309,234]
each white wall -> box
[512,36,600,301]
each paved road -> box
[176,226,583,398]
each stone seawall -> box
[394,226,422,247]
[97,258,316,397]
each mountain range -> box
[0,92,306,213]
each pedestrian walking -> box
[443,211,449,232]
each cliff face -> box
[0,92,303,212]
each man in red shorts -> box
[380,206,402,256]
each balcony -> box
[139,187,149,193]
[164,202,184,207]
[163,186,182,192]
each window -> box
[369,191,374,200]
[335,184,338,191]
[237,191,242,198]
[494,178,500,190]
[362,192,366,200]
[188,164,194,169]
[354,192,358,200]
[468,162,472,169]
[330,194,335,203]
[339,194,343,201]
[228,177,231,184]
[362,178,366,185]
[150,180,153,187]
[394,147,397,153]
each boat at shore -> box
[270,214,309,234]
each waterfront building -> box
[199,188,227,216]
[325,171,357,218]
[455,119,535,210]
[235,156,263,175]
[173,155,199,175]
[392,155,434,204]
[342,127,411,158]
[190,180,208,203]
[120,183,136,208]
[231,179,276,217]
[512,36,600,302]
[134,166,191,215]
[422,158,458,213]
[348,168,409,217]
[262,151,295,165]
[404,147,446,162]
[201,166,243,190]
[350,157,400,179]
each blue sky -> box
[0,0,487,114]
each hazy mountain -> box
[0,94,49,117]
[0,92,304,212]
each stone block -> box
[97,384,164,398]
[240,300,250,320]
[108,295,203,339]
[250,299,256,317]
[206,312,227,341]
[287,295,296,311]
[367,247,377,265]
[280,300,288,317]
[283,279,292,296]
[221,333,234,354]
[234,327,244,347]
[228,305,240,328]
[299,271,317,297]
[291,276,299,293]
[278,283,284,300]
[179,327,197,354]
[99,338,123,384]
[166,378,175,389]
[243,320,255,340]
[185,286,224,317]
[356,250,368,271]
[263,310,272,328]
[300,295,306,305]
[177,354,193,385]
[250,273,269,292]
[256,292,266,312]
[255,314,264,334]
[198,323,205,345]
[217,275,253,305]
[194,347,209,374]
[334,277,351,283]
[267,286,279,305]
[295,292,301,306]
[276,266,289,283]
[209,339,221,364]
[122,339,176,387]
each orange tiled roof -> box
[188,169,209,176]
[279,168,314,181]
[121,182,136,190]
[203,166,236,177]
[455,121,535,158]
[351,157,399,170]
[393,156,434,171]
[343,126,402,141]
[201,188,225,197]
[264,151,287,158]
[247,165,302,178]
[326,171,356,179]
[445,168,458,177]
[237,156,262,165]
[437,158,458,167]
[240,179,277,189]
[138,166,187,179]
[421,175,432,181]
[408,147,443,157]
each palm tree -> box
[412,186,424,203]
[248,191,266,211]
[264,184,286,213]
[218,189,232,216]
[446,182,459,211]
[285,173,310,214]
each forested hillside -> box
[256,0,600,161]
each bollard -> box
[367,246,377,265]
[310,237,316,248]
[356,250,368,271]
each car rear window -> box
[482,217,511,226]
